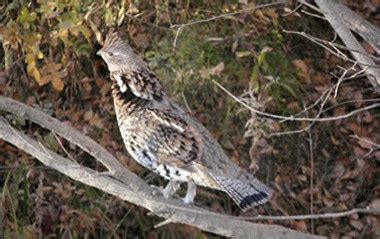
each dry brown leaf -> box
[335,164,346,178]
[52,77,64,92]
[292,221,308,232]
[89,113,104,129]
[131,33,151,48]
[199,62,225,79]
[369,198,380,209]
[210,62,225,76]
[39,62,68,91]
[331,135,339,145]
[356,137,375,149]
[349,219,364,230]
[293,59,310,81]
[322,196,335,207]
[84,110,93,121]
[353,147,365,157]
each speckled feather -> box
[99,31,273,210]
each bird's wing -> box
[115,69,164,101]
[146,108,204,169]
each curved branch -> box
[0,95,323,238]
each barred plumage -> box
[97,31,273,210]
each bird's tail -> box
[212,174,273,211]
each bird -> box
[97,31,273,211]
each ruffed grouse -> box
[97,31,272,211]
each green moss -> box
[251,29,303,112]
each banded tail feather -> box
[213,175,273,211]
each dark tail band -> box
[212,175,272,211]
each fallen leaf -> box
[39,62,68,91]
[369,198,380,209]
[356,137,374,149]
[210,62,225,76]
[293,59,310,82]
[349,219,364,230]
[199,62,225,79]
[292,220,308,232]
[235,51,252,58]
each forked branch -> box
[2,96,380,237]
[0,95,323,239]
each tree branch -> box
[313,0,380,92]
[325,1,380,53]
[0,95,323,239]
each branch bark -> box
[328,1,380,53]
[313,0,380,92]
[0,95,323,239]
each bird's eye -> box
[108,52,114,57]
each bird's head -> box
[97,31,146,72]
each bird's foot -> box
[182,181,196,204]
[151,181,181,199]
[162,180,181,199]
[182,195,194,204]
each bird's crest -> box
[102,31,125,49]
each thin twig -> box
[297,0,323,13]
[321,98,380,114]
[170,1,287,29]
[269,88,332,136]
[169,1,287,46]
[351,135,380,159]
[282,2,303,17]
[300,9,325,20]
[350,135,380,148]
[283,30,379,66]
[213,80,380,122]
[334,62,358,98]
[181,92,193,113]
[154,217,174,228]
[279,87,332,123]
[308,128,314,234]
[241,208,380,221]
[173,25,184,48]
[52,132,76,162]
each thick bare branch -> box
[314,0,380,91]
[325,1,380,53]
[0,96,323,239]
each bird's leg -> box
[162,180,181,199]
[183,181,196,204]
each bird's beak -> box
[96,50,103,56]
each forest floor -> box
[0,1,379,238]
